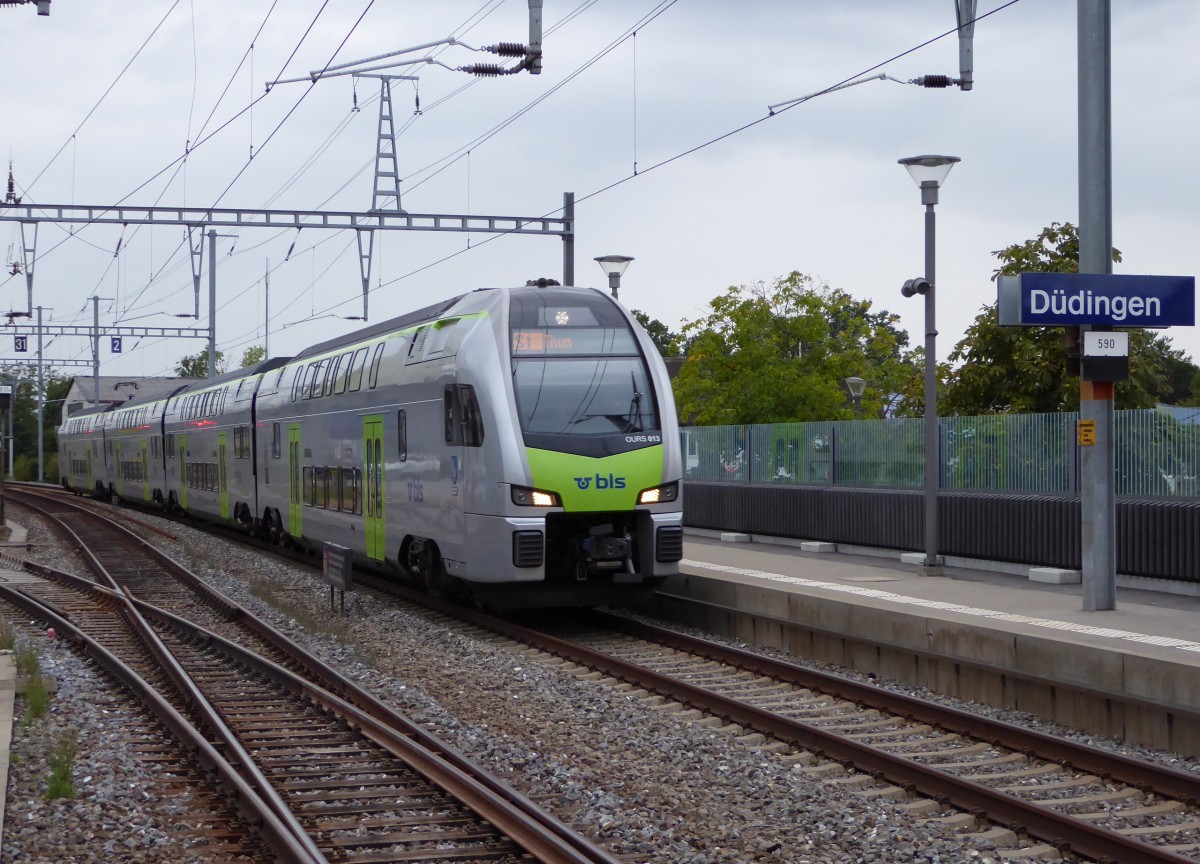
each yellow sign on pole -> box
[1078,418,1097,446]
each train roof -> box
[293,295,466,361]
[170,355,293,396]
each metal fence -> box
[681,408,1200,499]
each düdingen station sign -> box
[998,272,1195,328]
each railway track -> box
[17,484,1200,861]
[469,606,1200,864]
[4,487,623,864]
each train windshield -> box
[510,288,658,437]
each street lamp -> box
[845,376,866,420]
[594,255,634,299]
[898,154,959,577]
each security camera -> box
[901,277,930,298]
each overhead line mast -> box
[267,1,544,321]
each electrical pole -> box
[92,296,101,409]
[1078,0,1115,611]
[265,258,271,359]
[208,229,218,378]
[36,305,43,483]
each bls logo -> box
[573,473,626,491]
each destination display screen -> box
[511,327,638,355]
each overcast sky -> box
[2,0,1198,388]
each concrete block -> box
[800,541,836,553]
[1029,566,1082,584]
[899,552,925,566]
[720,532,752,543]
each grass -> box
[45,730,78,799]
[12,640,50,724]
[13,641,40,678]
[21,673,50,725]
[248,578,351,640]
[0,620,14,650]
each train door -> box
[141,441,151,502]
[179,435,188,510]
[217,431,230,519]
[363,415,385,561]
[288,423,302,538]
[86,447,93,491]
[115,442,123,497]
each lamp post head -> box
[594,255,634,278]
[898,155,960,189]
[594,255,634,299]
[844,376,866,399]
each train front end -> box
[485,285,683,608]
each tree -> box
[2,363,70,480]
[174,350,225,379]
[671,272,918,425]
[631,311,681,357]
[239,345,265,368]
[940,222,1197,414]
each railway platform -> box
[0,519,26,853]
[649,529,1200,757]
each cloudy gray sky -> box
[2,1,1197,385]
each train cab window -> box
[368,344,384,389]
[334,352,351,394]
[348,347,368,392]
[271,423,281,459]
[397,410,407,461]
[445,385,483,447]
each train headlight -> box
[511,485,561,507]
[637,481,678,505]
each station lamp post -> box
[594,255,634,299]
[845,376,866,420]
[898,154,959,577]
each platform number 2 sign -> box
[13,336,27,353]
[111,336,123,354]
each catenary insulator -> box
[466,64,504,77]
[915,75,953,88]
[488,42,527,57]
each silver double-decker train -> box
[59,284,684,608]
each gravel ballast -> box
[5,505,1198,862]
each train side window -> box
[303,466,314,505]
[347,347,367,392]
[271,423,281,459]
[314,467,327,508]
[301,364,314,399]
[328,355,344,395]
[328,467,340,509]
[459,385,484,447]
[397,410,407,461]
[320,359,335,397]
[334,352,351,394]
[291,368,301,402]
[340,468,361,513]
[368,344,384,389]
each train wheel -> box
[408,540,447,598]
[262,510,281,544]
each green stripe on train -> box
[526,445,664,512]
